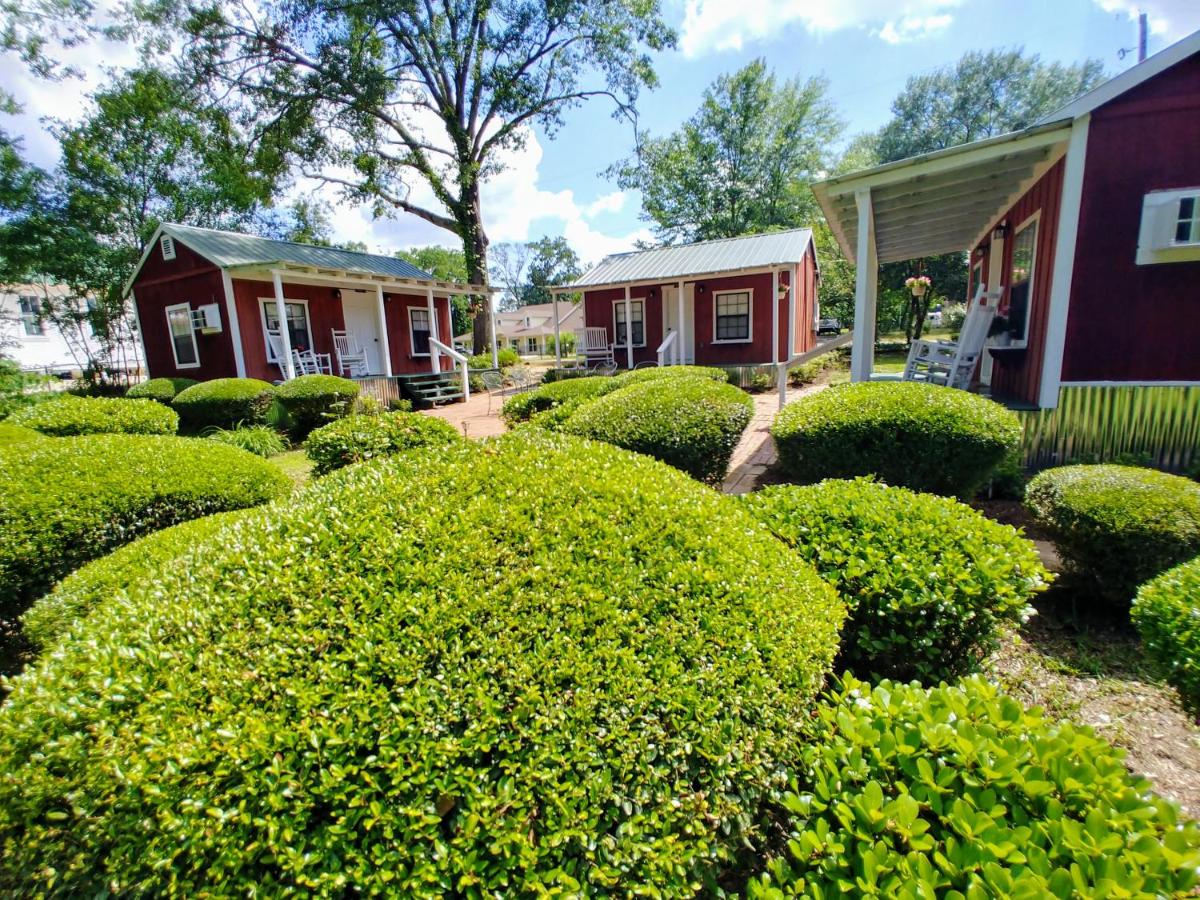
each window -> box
[525,337,538,353]
[714,290,751,342]
[165,303,200,368]
[1006,214,1039,346]
[17,296,44,337]
[160,234,176,261]
[260,299,313,360]
[1137,188,1200,265]
[613,299,644,347]
[1174,196,1199,245]
[409,307,431,356]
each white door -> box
[661,286,695,364]
[341,291,383,374]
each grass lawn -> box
[270,449,314,487]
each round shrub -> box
[750,676,1200,898]
[772,381,1022,497]
[0,435,291,612]
[1026,464,1200,605]
[0,431,844,895]
[274,373,360,436]
[22,509,255,651]
[204,424,287,457]
[7,394,178,436]
[304,410,462,475]
[743,479,1049,683]
[500,375,616,424]
[0,422,43,447]
[172,377,276,429]
[125,376,198,403]
[1133,556,1200,710]
[608,364,729,391]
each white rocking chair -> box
[576,326,614,367]
[267,330,331,379]
[903,285,1001,390]
[332,329,370,377]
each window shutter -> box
[160,235,176,261]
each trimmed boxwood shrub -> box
[1026,464,1200,605]
[1133,556,1200,710]
[275,373,360,436]
[0,422,43,446]
[563,377,754,485]
[0,431,844,895]
[22,510,255,651]
[500,375,616,424]
[608,364,729,391]
[172,377,276,429]
[304,410,462,475]
[125,376,198,403]
[750,676,1200,898]
[772,381,1022,497]
[8,394,178,436]
[743,479,1049,683]
[0,435,291,612]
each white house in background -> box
[459,301,582,356]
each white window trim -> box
[16,296,48,341]
[711,288,754,344]
[258,297,313,363]
[408,305,432,357]
[1005,211,1040,349]
[165,302,201,369]
[611,298,646,348]
[1137,186,1200,265]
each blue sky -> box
[3,0,1199,265]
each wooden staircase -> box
[395,371,464,407]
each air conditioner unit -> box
[192,303,223,334]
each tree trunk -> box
[461,182,493,356]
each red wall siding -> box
[385,293,454,375]
[1063,51,1200,383]
[582,286,664,367]
[794,247,818,354]
[233,279,347,382]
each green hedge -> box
[125,376,198,403]
[772,381,1022,497]
[750,676,1200,897]
[275,374,360,437]
[608,364,729,391]
[1026,465,1200,605]
[22,510,255,651]
[172,377,276,429]
[743,480,1049,682]
[0,435,291,613]
[0,422,43,447]
[563,378,754,485]
[304,411,462,475]
[1133,556,1200,710]
[8,394,178,436]
[500,376,616,424]
[0,431,844,895]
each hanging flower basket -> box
[905,275,932,298]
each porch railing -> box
[430,337,471,401]
[656,330,678,367]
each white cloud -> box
[678,0,964,57]
[1092,0,1200,40]
[585,191,627,218]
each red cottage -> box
[814,30,1200,469]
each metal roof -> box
[562,228,813,289]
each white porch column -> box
[375,284,393,377]
[676,280,685,364]
[426,286,440,374]
[773,268,785,409]
[851,189,879,382]
[789,264,798,357]
[489,295,499,368]
[553,296,562,369]
[272,270,295,381]
[623,286,633,370]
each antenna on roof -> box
[1118,12,1149,63]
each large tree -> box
[152,0,673,353]
[616,59,842,244]
[396,245,472,336]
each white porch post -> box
[851,189,878,382]
[272,270,295,381]
[489,294,499,368]
[676,280,685,364]
[553,297,562,369]
[789,264,798,357]
[623,286,633,370]
[375,284,393,377]
[773,268,786,409]
[426,286,440,374]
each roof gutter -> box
[549,261,806,295]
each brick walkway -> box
[420,389,509,439]
[722,384,824,495]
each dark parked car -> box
[817,317,842,335]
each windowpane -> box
[715,292,750,341]
[1007,220,1038,343]
[166,305,199,367]
[1176,196,1198,244]
[264,301,311,354]
[410,308,431,355]
[614,301,644,346]
[18,296,44,337]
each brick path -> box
[721,384,824,495]
[420,389,508,439]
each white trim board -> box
[221,270,246,378]
[407,304,432,357]
[611,297,647,348]
[164,301,201,370]
[1059,381,1200,388]
[258,296,314,364]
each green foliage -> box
[539,366,598,385]
[500,376,616,424]
[1133,556,1200,710]
[396,246,472,335]
[7,393,178,435]
[608,364,730,391]
[0,421,43,447]
[772,382,1022,497]
[0,434,290,612]
[490,237,583,308]
[304,411,462,476]
[0,358,51,418]
[274,373,360,436]
[743,480,1049,682]
[0,431,844,895]
[496,346,520,368]
[749,676,1200,898]
[172,377,276,429]
[22,510,254,651]
[467,353,494,369]
[1026,464,1200,605]
[125,376,198,403]
[787,353,841,386]
[204,424,287,458]
[984,448,1028,500]
[563,378,754,485]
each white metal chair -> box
[332,329,370,377]
[267,330,331,378]
[903,285,1001,390]
[576,326,614,367]
[480,370,506,414]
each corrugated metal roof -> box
[161,223,434,280]
[565,228,813,289]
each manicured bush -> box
[0,422,43,447]
[563,378,754,485]
[787,353,842,386]
[274,373,360,436]
[608,364,729,391]
[1026,464,1200,605]
[8,394,178,436]
[0,431,843,895]
[750,676,1200,898]
[772,381,1022,497]
[204,424,287,457]
[743,480,1049,682]
[1133,556,1200,710]
[492,346,519,367]
[0,435,291,612]
[304,410,462,475]
[22,510,255,651]
[500,375,616,424]
[172,377,276,429]
[125,376,198,403]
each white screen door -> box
[661,286,695,364]
[341,291,383,374]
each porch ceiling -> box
[228,262,498,298]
